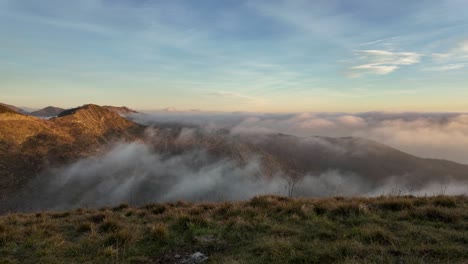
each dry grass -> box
[0,195,467,263]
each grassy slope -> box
[0,195,467,264]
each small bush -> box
[313,203,329,215]
[329,202,368,219]
[151,206,166,215]
[377,198,413,211]
[249,196,278,208]
[88,213,106,223]
[104,229,135,247]
[410,207,461,223]
[172,215,209,232]
[143,204,167,215]
[149,223,168,240]
[77,222,92,233]
[100,246,118,258]
[361,225,396,245]
[125,209,136,217]
[432,196,457,208]
[99,218,122,233]
[50,212,71,218]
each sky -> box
[0,0,468,112]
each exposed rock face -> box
[30,106,65,117]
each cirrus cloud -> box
[348,49,423,77]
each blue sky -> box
[0,0,467,112]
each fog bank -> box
[131,111,468,164]
[14,141,467,212]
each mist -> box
[6,111,468,212]
[14,138,468,212]
[130,111,468,164]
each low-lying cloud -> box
[13,139,467,211]
[130,111,468,165]
[6,110,468,212]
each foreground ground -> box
[0,195,467,263]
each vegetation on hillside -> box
[1,195,467,263]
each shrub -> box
[77,222,93,233]
[329,202,368,219]
[249,196,278,208]
[376,198,413,211]
[104,229,135,247]
[143,204,167,215]
[410,206,461,223]
[172,215,209,232]
[148,223,168,240]
[99,218,122,233]
[361,225,396,245]
[432,196,457,208]
[50,212,71,218]
[88,213,106,223]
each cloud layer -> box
[12,139,467,212]
[131,111,468,165]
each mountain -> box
[144,128,468,187]
[2,103,468,212]
[0,104,145,201]
[0,102,29,114]
[103,105,138,115]
[30,106,65,117]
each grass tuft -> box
[99,218,122,233]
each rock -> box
[179,252,208,263]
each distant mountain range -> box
[1,102,468,211]
[30,106,65,117]
[0,102,138,117]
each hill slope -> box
[0,102,29,114]
[1,104,468,212]
[0,195,467,263]
[145,128,468,186]
[30,106,65,117]
[0,104,145,200]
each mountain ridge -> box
[0,104,145,201]
[0,102,29,114]
[1,103,468,211]
[30,106,65,117]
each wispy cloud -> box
[359,40,383,46]
[431,39,468,61]
[348,50,423,77]
[208,91,267,104]
[424,63,465,71]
